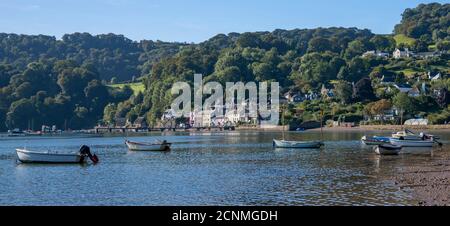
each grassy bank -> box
[108,82,145,95]
[394,34,416,47]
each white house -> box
[224,109,244,125]
[373,108,397,121]
[393,48,414,59]
[430,73,442,81]
[190,110,214,127]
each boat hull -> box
[389,139,435,147]
[273,139,323,149]
[125,140,171,151]
[374,145,401,155]
[16,149,85,163]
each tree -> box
[344,39,372,59]
[371,99,392,124]
[6,98,36,129]
[394,3,449,42]
[436,40,450,51]
[334,81,353,104]
[290,52,341,91]
[339,57,370,82]
[393,92,416,123]
[370,36,395,52]
[436,88,450,108]
[353,77,376,102]
[307,37,333,53]
[0,64,15,87]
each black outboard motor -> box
[79,145,99,164]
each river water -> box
[0,130,448,206]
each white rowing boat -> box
[273,139,324,149]
[374,144,402,155]
[125,140,171,151]
[16,145,98,164]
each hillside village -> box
[109,43,449,131]
[0,3,449,132]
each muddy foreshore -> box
[393,146,450,206]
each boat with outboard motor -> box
[16,145,99,164]
[391,129,439,141]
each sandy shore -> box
[393,147,450,206]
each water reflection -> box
[0,130,448,205]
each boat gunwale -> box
[125,140,172,146]
[16,149,83,157]
[273,139,324,149]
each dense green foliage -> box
[0,3,449,131]
[0,61,132,131]
[394,3,449,50]
[0,33,186,82]
[114,3,448,127]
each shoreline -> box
[309,125,450,132]
[4,124,450,136]
[392,148,450,206]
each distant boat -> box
[391,129,439,141]
[16,145,98,164]
[391,130,421,140]
[361,136,390,146]
[274,105,324,149]
[125,140,171,151]
[23,131,43,136]
[374,144,402,155]
[389,138,435,147]
[273,139,324,149]
[8,129,25,137]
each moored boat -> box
[8,129,25,137]
[391,130,421,140]
[24,130,43,136]
[389,138,435,147]
[361,136,390,145]
[391,129,439,141]
[273,139,324,149]
[16,145,99,164]
[125,140,171,151]
[374,144,402,155]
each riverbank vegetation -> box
[0,2,449,131]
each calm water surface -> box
[0,131,449,206]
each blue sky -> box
[0,0,447,43]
